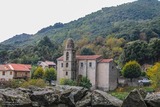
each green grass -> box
[110,92,129,100]
[109,86,155,100]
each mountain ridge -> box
[1,0,160,48]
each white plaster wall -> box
[78,60,87,76]
[0,70,13,81]
[97,63,110,91]
[57,61,64,84]
[78,60,97,89]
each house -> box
[37,61,56,69]
[0,64,31,81]
[57,38,118,91]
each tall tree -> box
[122,61,141,82]
[44,68,57,85]
[33,67,44,79]
[147,62,160,88]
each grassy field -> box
[109,86,155,100]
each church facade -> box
[57,38,118,91]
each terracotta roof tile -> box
[76,55,102,60]
[99,59,113,63]
[0,65,11,71]
[45,61,56,65]
[57,55,102,61]
[8,64,31,72]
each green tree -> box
[147,63,160,88]
[33,67,44,79]
[148,38,160,63]
[79,77,92,89]
[80,47,95,55]
[122,61,141,82]
[120,40,148,65]
[44,67,57,84]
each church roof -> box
[76,55,102,60]
[99,59,113,63]
[57,55,102,61]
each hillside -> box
[1,0,160,47]
[2,33,32,47]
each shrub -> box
[21,79,46,88]
[5,79,25,88]
[60,78,76,86]
[79,77,92,89]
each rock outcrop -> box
[145,93,160,107]
[122,89,147,107]
[0,86,122,107]
[92,90,122,107]
[2,86,160,107]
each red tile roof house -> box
[0,64,31,81]
[37,61,56,69]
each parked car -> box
[138,78,151,86]
[138,78,151,83]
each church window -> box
[66,52,69,60]
[81,62,83,67]
[61,63,63,67]
[66,72,68,76]
[89,62,92,67]
[66,63,68,67]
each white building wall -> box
[57,60,64,84]
[87,60,96,89]
[0,70,14,81]
[78,60,87,76]
[97,63,110,91]
[78,60,97,89]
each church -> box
[57,38,118,91]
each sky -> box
[0,0,136,43]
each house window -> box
[66,63,68,67]
[2,71,5,75]
[81,62,83,67]
[66,72,68,76]
[10,71,12,75]
[89,62,92,67]
[61,63,63,67]
[66,52,69,60]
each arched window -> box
[66,52,69,60]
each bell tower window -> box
[66,63,68,67]
[66,52,69,60]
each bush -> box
[21,79,46,88]
[79,77,92,89]
[3,79,25,88]
[60,78,76,86]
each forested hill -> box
[1,0,160,47]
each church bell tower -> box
[63,38,76,80]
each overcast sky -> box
[0,0,136,42]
